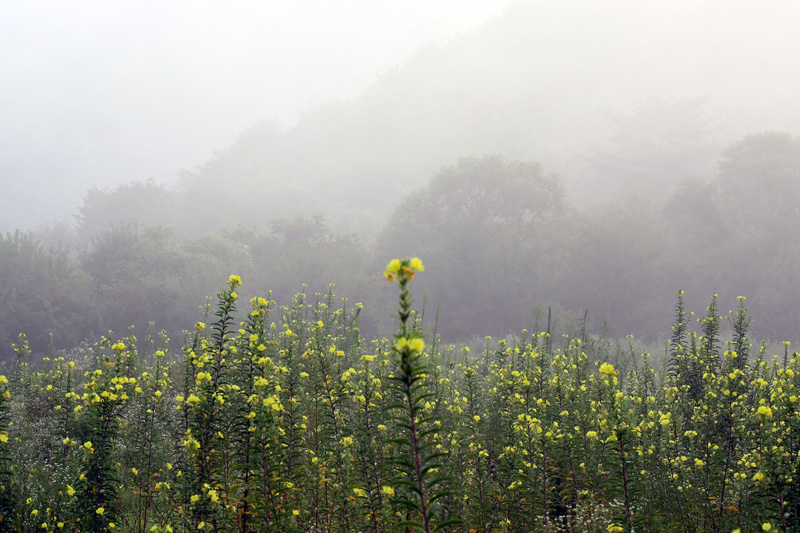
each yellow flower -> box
[382,485,395,496]
[293,510,300,516]
[753,471,765,482]
[473,415,481,422]
[67,485,75,496]
[410,257,425,271]
[586,431,597,438]
[408,338,425,353]
[228,275,242,287]
[762,523,772,531]
[599,363,615,376]
[96,507,104,515]
[384,259,401,281]
[84,441,92,449]
[0,433,7,443]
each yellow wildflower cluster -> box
[394,336,425,353]
[4,273,799,532]
[384,257,425,281]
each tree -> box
[78,225,250,341]
[377,155,568,338]
[74,179,175,242]
[226,217,370,323]
[0,231,96,361]
[717,131,800,236]
[712,131,800,339]
[555,199,675,339]
[586,98,718,195]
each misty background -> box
[1,0,504,229]
[2,0,800,360]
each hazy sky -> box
[0,0,507,229]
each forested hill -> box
[171,1,800,237]
[9,131,800,361]
[5,1,800,361]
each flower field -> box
[0,260,798,532]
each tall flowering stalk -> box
[183,274,240,529]
[0,374,13,528]
[384,258,458,532]
[75,340,136,531]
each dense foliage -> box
[3,131,799,359]
[0,262,798,532]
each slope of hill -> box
[175,0,800,238]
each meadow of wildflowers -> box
[0,260,798,532]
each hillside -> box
[175,0,800,237]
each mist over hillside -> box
[3,0,800,357]
[0,0,505,231]
[173,0,800,237]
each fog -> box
[3,0,800,357]
[0,0,504,229]
[3,1,799,231]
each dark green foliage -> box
[0,377,15,531]
[729,297,753,372]
[0,231,95,361]
[699,294,721,369]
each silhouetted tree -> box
[378,155,568,337]
[0,231,96,361]
[587,98,718,194]
[75,180,175,242]
[717,131,800,237]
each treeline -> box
[0,222,363,363]
[2,130,799,361]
